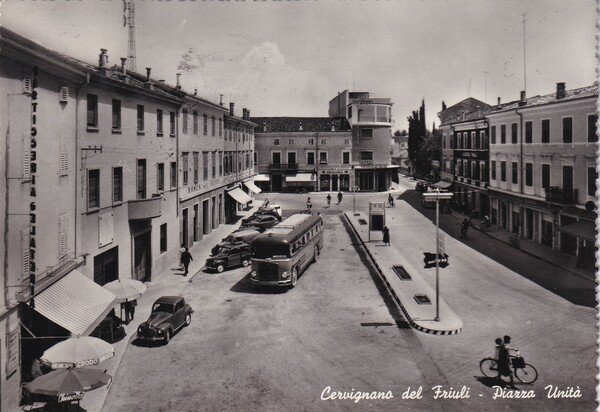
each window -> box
[203,114,208,135]
[319,151,328,164]
[113,167,123,203]
[525,163,532,186]
[342,151,350,164]
[182,153,189,185]
[542,164,550,189]
[512,162,518,184]
[344,138,350,144]
[211,152,216,177]
[88,169,100,208]
[308,138,314,145]
[193,111,198,135]
[137,159,146,199]
[541,119,550,143]
[500,161,506,182]
[360,151,373,161]
[219,118,222,137]
[491,126,496,144]
[274,138,280,146]
[511,123,517,144]
[157,163,164,191]
[160,223,167,253]
[307,151,315,165]
[219,152,223,175]
[170,112,176,136]
[588,114,598,142]
[112,99,121,130]
[182,109,188,134]
[480,130,487,148]
[562,117,572,143]
[500,125,506,144]
[525,121,532,143]
[491,161,497,180]
[588,167,597,196]
[360,128,373,139]
[471,131,476,149]
[288,138,295,145]
[193,152,199,183]
[320,138,326,145]
[211,116,215,136]
[137,105,144,132]
[157,109,163,135]
[87,94,98,127]
[203,152,208,180]
[170,162,177,188]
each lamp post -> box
[422,189,453,321]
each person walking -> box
[497,335,516,387]
[460,218,470,239]
[337,191,343,204]
[181,247,193,276]
[382,226,390,246]
[178,244,186,270]
[306,197,312,212]
[326,194,332,206]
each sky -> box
[1,0,597,130]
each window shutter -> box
[59,141,69,176]
[23,77,32,94]
[59,86,68,102]
[21,228,30,282]
[58,214,68,259]
[22,133,31,181]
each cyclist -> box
[497,335,516,388]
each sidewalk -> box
[344,211,463,335]
[80,201,264,412]
[449,210,595,282]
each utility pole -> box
[522,12,527,93]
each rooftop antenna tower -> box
[123,0,136,72]
[522,12,527,93]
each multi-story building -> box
[253,90,397,192]
[487,83,597,268]
[391,133,411,175]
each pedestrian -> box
[125,299,137,322]
[460,218,469,238]
[181,247,193,276]
[337,191,343,204]
[326,194,331,206]
[382,226,390,246]
[306,197,312,211]
[178,244,186,270]
[497,335,515,387]
[494,337,503,360]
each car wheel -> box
[290,267,298,287]
[164,330,171,344]
[217,264,225,273]
[185,313,191,326]
[241,259,249,267]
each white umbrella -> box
[41,337,115,369]
[103,279,146,303]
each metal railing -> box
[545,186,578,204]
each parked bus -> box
[250,213,324,287]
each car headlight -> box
[157,329,164,334]
[251,271,257,277]
[281,271,289,279]
[138,326,143,333]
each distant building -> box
[391,133,410,175]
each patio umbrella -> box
[41,337,114,369]
[103,279,146,303]
[24,368,111,402]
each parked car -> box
[415,181,429,192]
[206,242,252,273]
[241,215,280,232]
[137,296,193,344]
[257,204,282,219]
[211,228,261,255]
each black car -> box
[137,296,193,344]
[206,243,252,273]
[241,215,280,232]
[211,228,261,255]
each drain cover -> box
[358,219,368,225]
[414,294,431,305]
[392,265,411,280]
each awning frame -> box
[227,187,253,204]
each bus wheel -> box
[290,267,298,287]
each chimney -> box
[442,101,447,111]
[219,94,224,106]
[497,97,501,107]
[98,49,108,75]
[194,88,198,96]
[146,67,151,82]
[242,108,247,120]
[229,102,234,116]
[556,82,566,99]
[120,58,127,75]
[518,90,526,106]
[176,73,182,90]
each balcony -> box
[545,186,578,205]
[268,163,298,172]
[128,194,162,220]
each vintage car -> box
[256,204,283,219]
[206,242,252,273]
[211,228,261,255]
[137,296,193,344]
[240,215,280,232]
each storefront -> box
[557,218,596,269]
[286,173,316,192]
[353,164,398,192]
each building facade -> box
[487,84,597,269]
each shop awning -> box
[244,180,262,194]
[30,270,117,337]
[431,180,453,189]
[286,173,316,182]
[227,187,253,204]
[253,174,270,182]
[557,220,596,242]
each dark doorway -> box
[203,199,210,234]
[501,202,507,229]
[182,208,189,248]
[272,152,281,164]
[377,170,387,191]
[287,152,296,164]
[133,230,151,281]
[331,175,338,191]
[511,210,520,234]
[272,174,283,192]
[193,204,199,242]
[560,215,577,255]
[524,208,534,239]
[542,220,553,247]
[93,247,118,285]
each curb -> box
[342,213,462,336]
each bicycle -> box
[480,354,538,384]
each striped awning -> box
[227,187,253,204]
[244,180,262,194]
[253,174,270,182]
[30,270,117,337]
[286,173,316,182]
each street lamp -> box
[422,189,454,321]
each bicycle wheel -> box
[515,363,538,384]
[479,358,498,378]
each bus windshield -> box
[252,242,290,259]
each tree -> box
[407,99,427,176]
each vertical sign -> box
[29,66,39,306]
[6,328,19,378]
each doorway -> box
[182,208,189,248]
[272,175,283,192]
[203,199,210,235]
[524,208,534,239]
[193,204,199,242]
[331,175,338,191]
[511,210,520,234]
[287,151,296,165]
[93,247,118,285]
[133,230,151,281]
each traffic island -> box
[343,211,463,335]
